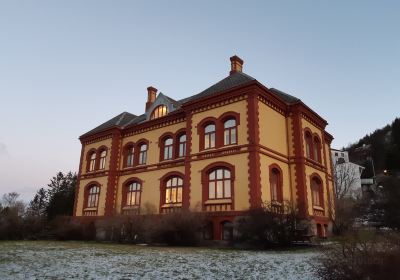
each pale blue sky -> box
[0,1,399,201]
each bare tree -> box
[331,162,363,235]
[333,161,360,200]
[1,192,25,216]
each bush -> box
[235,201,307,248]
[316,230,400,280]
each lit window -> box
[150,105,168,119]
[89,152,96,171]
[87,185,100,208]
[204,124,216,149]
[126,182,141,206]
[165,177,183,204]
[163,137,173,160]
[224,119,237,145]
[99,150,107,169]
[138,144,148,165]
[178,134,187,157]
[126,146,134,167]
[208,168,231,199]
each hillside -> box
[347,118,400,178]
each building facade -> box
[73,56,335,240]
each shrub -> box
[316,230,400,280]
[235,201,306,248]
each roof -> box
[179,72,256,104]
[81,71,301,138]
[80,112,137,137]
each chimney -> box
[146,86,157,111]
[230,55,244,75]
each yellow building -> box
[73,56,335,240]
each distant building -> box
[331,149,364,198]
[73,56,335,239]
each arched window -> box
[208,168,231,199]
[178,134,187,157]
[204,123,216,149]
[313,136,321,163]
[270,167,282,202]
[125,182,141,206]
[163,137,173,160]
[311,177,323,207]
[224,119,237,145]
[99,150,107,170]
[165,177,183,204]
[89,152,96,171]
[87,185,100,208]
[126,145,135,167]
[150,105,168,119]
[138,143,148,165]
[305,131,313,159]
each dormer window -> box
[151,105,168,120]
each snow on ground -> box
[0,241,321,279]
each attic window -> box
[150,105,168,120]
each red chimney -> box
[230,55,244,75]
[146,86,157,111]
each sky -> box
[0,1,399,201]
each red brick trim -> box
[183,112,192,209]
[247,92,262,209]
[292,106,308,217]
[104,130,121,217]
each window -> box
[311,177,323,207]
[270,168,282,202]
[165,177,183,204]
[208,168,231,199]
[150,105,168,119]
[126,182,141,206]
[224,119,237,145]
[89,152,96,171]
[305,131,313,159]
[99,150,107,169]
[178,134,187,157]
[163,137,173,160]
[126,146,135,167]
[138,143,147,165]
[313,137,321,163]
[204,124,216,149]
[87,185,100,208]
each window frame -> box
[137,142,148,165]
[98,149,107,170]
[150,105,168,120]
[86,184,100,208]
[269,164,283,203]
[204,123,216,150]
[177,133,187,158]
[223,118,237,146]
[311,176,324,208]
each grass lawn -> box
[0,241,320,279]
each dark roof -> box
[81,71,301,137]
[179,72,256,104]
[80,111,137,137]
[269,88,300,104]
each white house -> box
[331,149,365,198]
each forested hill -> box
[347,118,400,178]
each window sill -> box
[161,203,182,208]
[84,207,97,211]
[205,199,232,205]
[271,201,283,206]
[313,206,324,211]
[122,205,139,210]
